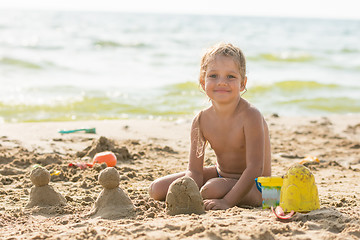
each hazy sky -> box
[0,0,359,20]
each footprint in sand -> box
[26,167,66,208]
[166,176,205,215]
[88,167,135,219]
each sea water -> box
[1,11,360,122]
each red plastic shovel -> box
[271,206,296,220]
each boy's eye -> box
[227,75,236,79]
[209,74,217,78]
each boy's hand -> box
[203,199,231,210]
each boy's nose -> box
[218,77,227,85]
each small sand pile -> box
[166,176,205,215]
[35,153,63,166]
[26,167,67,208]
[77,136,132,162]
[88,167,135,219]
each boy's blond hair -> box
[199,43,246,84]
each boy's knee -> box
[200,182,214,199]
[148,181,158,199]
[199,186,207,198]
[148,180,165,201]
[200,178,229,199]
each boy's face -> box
[201,55,247,104]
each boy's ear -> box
[241,77,248,91]
[200,77,205,90]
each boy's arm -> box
[224,109,264,206]
[185,113,206,188]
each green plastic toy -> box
[58,128,96,134]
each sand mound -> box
[98,167,120,189]
[77,136,132,162]
[293,208,350,233]
[26,186,67,208]
[35,154,63,166]
[26,167,67,208]
[30,166,51,187]
[166,176,205,215]
[88,167,135,219]
[0,166,26,176]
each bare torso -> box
[200,99,271,179]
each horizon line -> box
[0,7,359,21]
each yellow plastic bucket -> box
[255,177,283,209]
[280,164,320,212]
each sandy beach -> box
[0,114,360,239]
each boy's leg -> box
[149,166,218,201]
[200,178,237,199]
[237,183,262,207]
[200,178,262,206]
[149,171,186,200]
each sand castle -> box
[88,167,135,219]
[166,176,205,215]
[26,167,67,208]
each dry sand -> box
[0,115,359,239]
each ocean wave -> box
[0,56,73,71]
[23,45,64,50]
[277,97,360,113]
[0,93,199,123]
[248,80,340,95]
[2,79,360,122]
[163,81,200,91]
[162,82,204,99]
[93,40,149,48]
[3,79,360,122]
[248,52,315,62]
[325,64,360,71]
[340,48,360,53]
[0,57,42,69]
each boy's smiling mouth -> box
[214,89,230,93]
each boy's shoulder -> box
[241,98,261,113]
[193,106,212,119]
[240,99,263,122]
[191,106,213,128]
